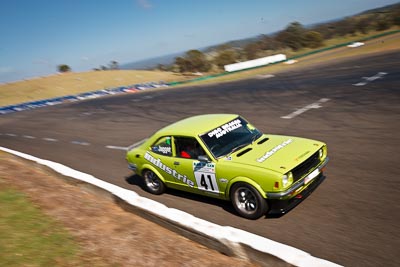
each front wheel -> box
[230,183,268,219]
[143,169,166,195]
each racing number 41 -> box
[194,172,219,193]
[200,174,214,190]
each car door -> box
[173,136,220,194]
[148,136,179,183]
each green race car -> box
[126,114,328,219]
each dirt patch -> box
[0,152,257,267]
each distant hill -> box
[358,2,400,15]
[120,2,400,70]
[202,36,261,53]
[120,52,185,70]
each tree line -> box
[169,3,400,73]
[57,60,119,73]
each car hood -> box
[225,134,324,174]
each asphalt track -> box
[1,51,399,266]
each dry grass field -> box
[0,70,184,106]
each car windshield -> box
[200,117,262,158]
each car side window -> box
[151,136,172,156]
[174,137,206,159]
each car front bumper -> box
[268,172,326,215]
[266,157,328,199]
[265,157,328,215]
[128,162,137,171]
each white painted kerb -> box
[0,146,341,267]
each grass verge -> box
[0,181,83,266]
[0,152,255,266]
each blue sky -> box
[0,0,398,83]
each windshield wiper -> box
[251,131,262,143]
[226,133,261,157]
[228,142,252,156]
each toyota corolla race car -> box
[126,114,328,219]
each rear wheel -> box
[230,183,268,219]
[143,169,166,195]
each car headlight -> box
[319,148,324,159]
[282,172,293,187]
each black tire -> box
[143,169,166,195]
[230,182,268,220]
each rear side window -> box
[151,136,172,156]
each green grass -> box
[0,183,80,266]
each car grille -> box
[292,151,321,182]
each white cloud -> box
[0,66,14,74]
[137,0,152,9]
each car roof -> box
[156,114,239,137]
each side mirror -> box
[197,155,210,162]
